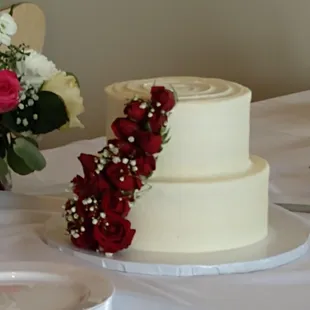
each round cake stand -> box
[42,204,310,277]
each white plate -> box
[0,262,114,310]
[43,204,310,276]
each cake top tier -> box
[105,76,250,102]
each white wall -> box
[3,0,310,148]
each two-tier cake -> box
[104,77,270,253]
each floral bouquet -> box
[0,9,84,189]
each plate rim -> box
[0,261,114,308]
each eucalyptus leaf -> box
[13,137,46,171]
[23,136,39,148]
[0,158,8,176]
[7,147,34,175]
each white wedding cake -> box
[105,77,269,253]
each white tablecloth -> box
[4,90,310,309]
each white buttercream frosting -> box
[105,76,247,101]
[105,77,252,178]
[128,156,269,253]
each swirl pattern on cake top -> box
[105,77,249,101]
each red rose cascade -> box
[63,86,176,255]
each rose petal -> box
[111,117,140,139]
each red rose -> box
[71,232,97,250]
[72,175,100,199]
[106,139,138,158]
[75,155,110,197]
[124,100,148,122]
[101,190,132,217]
[136,155,156,176]
[93,213,136,253]
[0,70,21,113]
[111,117,140,139]
[78,153,97,178]
[71,175,91,199]
[148,111,167,133]
[68,220,98,250]
[151,86,176,112]
[136,131,162,154]
[105,162,142,191]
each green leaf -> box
[163,136,171,145]
[0,158,9,176]
[145,122,152,132]
[0,134,8,158]
[160,125,168,135]
[2,112,19,132]
[161,128,170,141]
[66,72,80,88]
[7,147,34,175]
[23,136,39,148]
[13,137,46,171]
[169,84,179,102]
[32,91,69,134]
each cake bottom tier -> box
[128,155,269,253]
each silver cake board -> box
[42,204,310,277]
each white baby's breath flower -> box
[0,13,17,46]
[16,49,59,88]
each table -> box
[5,90,310,309]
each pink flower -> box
[0,70,21,113]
